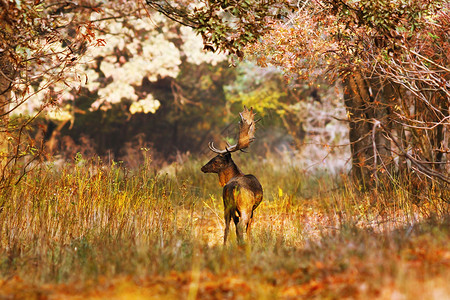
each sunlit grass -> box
[0,154,448,299]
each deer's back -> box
[223,174,263,212]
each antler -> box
[209,106,257,154]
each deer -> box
[201,106,263,245]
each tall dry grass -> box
[0,153,448,298]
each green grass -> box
[0,155,448,299]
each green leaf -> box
[428,32,438,39]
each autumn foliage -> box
[248,0,450,187]
[149,0,449,188]
[0,157,448,298]
[0,1,449,298]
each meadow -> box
[0,154,448,299]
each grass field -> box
[0,154,449,299]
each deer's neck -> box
[218,162,243,187]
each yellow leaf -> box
[278,187,283,198]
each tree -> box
[0,0,154,188]
[147,0,449,189]
[1,1,90,186]
[252,0,449,188]
[1,1,218,179]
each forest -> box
[0,0,449,299]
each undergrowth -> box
[0,154,448,299]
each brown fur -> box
[201,153,263,245]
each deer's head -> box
[201,153,232,174]
[201,106,258,182]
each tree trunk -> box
[0,53,13,174]
[343,71,393,188]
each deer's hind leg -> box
[246,215,253,242]
[224,208,232,245]
[235,211,252,245]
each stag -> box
[201,107,263,245]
